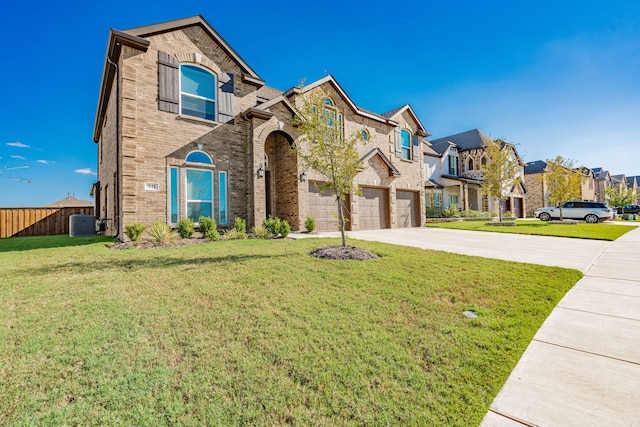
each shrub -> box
[198,216,220,241]
[147,221,178,244]
[234,217,247,234]
[263,217,282,236]
[251,225,270,239]
[176,217,195,238]
[459,209,492,218]
[441,205,462,218]
[222,228,247,240]
[304,216,316,233]
[125,223,146,244]
[279,220,291,238]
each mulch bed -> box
[109,238,209,250]
[308,245,379,260]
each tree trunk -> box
[498,200,503,222]
[337,194,347,247]
[559,206,564,221]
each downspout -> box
[106,49,121,239]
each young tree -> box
[480,139,522,222]
[544,156,584,221]
[293,87,366,247]
[605,186,637,210]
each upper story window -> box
[180,64,216,121]
[466,157,475,171]
[448,154,459,175]
[361,129,370,142]
[186,150,213,165]
[481,155,489,168]
[322,97,343,139]
[400,129,411,160]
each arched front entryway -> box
[264,131,299,229]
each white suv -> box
[535,201,614,223]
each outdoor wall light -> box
[299,170,307,182]
[257,164,264,178]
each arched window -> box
[186,150,213,165]
[180,64,216,121]
[466,157,475,171]
[321,97,343,138]
[400,129,411,160]
[481,155,489,168]
[185,151,213,222]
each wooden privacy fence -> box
[0,207,95,238]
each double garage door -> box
[308,183,419,231]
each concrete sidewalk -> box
[292,226,640,425]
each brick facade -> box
[93,16,427,238]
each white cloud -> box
[37,160,49,164]
[74,168,97,176]
[6,142,30,148]
[11,155,27,160]
[5,166,29,170]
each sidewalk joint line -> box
[533,339,640,366]
[556,305,640,321]
[487,408,540,426]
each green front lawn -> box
[0,236,581,426]
[425,219,636,240]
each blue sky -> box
[1,1,639,206]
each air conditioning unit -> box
[69,214,96,237]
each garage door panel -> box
[308,183,350,232]
[358,187,389,230]
[396,190,419,228]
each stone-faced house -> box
[426,129,527,217]
[627,176,640,200]
[92,16,427,238]
[591,167,613,202]
[524,160,596,215]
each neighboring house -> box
[524,161,596,215]
[591,167,613,202]
[47,196,94,208]
[627,176,640,200]
[427,129,527,217]
[611,174,628,193]
[523,160,549,215]
[580,168,596,202]
[92,16,428,238]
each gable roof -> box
[381,104,430,137]
[358,147,401,177]
[93,15,264,142]
[591,167,611,180]
[627,176,640,187]
[429,129,493,151]
[524,160,548,174]
[47,196,94,208]
[611,174,626,183]
[430,139,456,156]
[125,15,263,80]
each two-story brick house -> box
[425,129,527,217]
[92,16,427,238]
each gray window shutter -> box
[412,133,420,161]
[394,128,401,157]
[158,51,179,113]
[218,72,234,124]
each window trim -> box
[400,129,412,160]
[218,171,228,225]
[185,167,214,223]
[169,166,179,225]
[179,63,217,122]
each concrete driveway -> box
[293,225,640,426]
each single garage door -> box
[358,187,390,230]
[308,182,350,232]
[396,190,419,227]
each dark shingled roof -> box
[591,168,610,180]
[627,176,640,187]
[429,129,493,152]
[525,160,548,174]
[381,105,406,119]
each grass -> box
[425,219,636,240]
[0,235,582,426]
